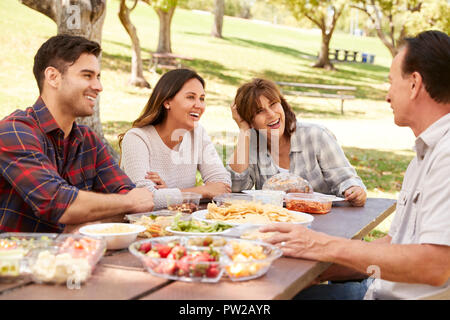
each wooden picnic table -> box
[0,198,396,300]
[150,52,194,72]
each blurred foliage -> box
[351,0,450,54]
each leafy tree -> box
[118,0,150,88]
[273,0,347,70]
[351,0,450,57]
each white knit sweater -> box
[120,124,231,209]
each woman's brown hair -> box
[118,68,205,148]
[234,78,296,137]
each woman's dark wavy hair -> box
[33,35,101,93]
[118,68,205,148]
[401,30,450,103]
[234,78,297,138]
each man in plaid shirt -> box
[0,35,154,233]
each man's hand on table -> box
[259,223,337,261]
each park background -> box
[1,0,448,240]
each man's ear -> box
[44,66,61,89]
[410,71,423,100]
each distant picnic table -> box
[326,49,375,64]
[276,81,356,115]
[150,52,194,72]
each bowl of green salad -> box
[166,213,234,236]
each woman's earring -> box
[165,104,170,110]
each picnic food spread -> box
[130,237,224,282]
[206,201,308,224]
[129,236,282,283]
[1,191,323,287]
[0,234,105,284]
[0,234,58,280]
[262,172,313,194]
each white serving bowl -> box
[79,223,146,250]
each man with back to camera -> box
[260,30,450,299]
[0,35,154,233]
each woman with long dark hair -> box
[119,69,231,209]
[227,78,366,206]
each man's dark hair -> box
[33,35,102,93]
[401,30,450,103]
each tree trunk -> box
[118,0,150,88]
[21,0,118,160]
[155,7,175,53]
[313,32,334,70]
[211,0,225,38]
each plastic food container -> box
[26,234,106,285]
[125,210,190,238]
[129,236,224,283]
[212,193,253,206]
[285,193,333,214]
[166,192,202,214]
[262,172,313,194]
[222,239,282,281]
[0,233,58,282]
[79,223,146,250]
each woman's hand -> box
[145,171,167,189]
[231,104,251,130]
[344,186,367,207]
[200,182,231,199]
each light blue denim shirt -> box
[227,121,366,196]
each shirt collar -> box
[32,97,83,142]
[415,113,450,159]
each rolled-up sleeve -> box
[226,165,256,192]
[0,119,79,224]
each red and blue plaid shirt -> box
[0,98,135,233]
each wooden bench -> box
[276,81,356,115]
[150,52,194,72]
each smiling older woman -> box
[227,78,366,206]
[119,69,231,210]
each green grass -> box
[0,0,410,240]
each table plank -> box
[0,266,170,300]
[0,278,32,294]
[311,198,396,239]
[100,249,144,271]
